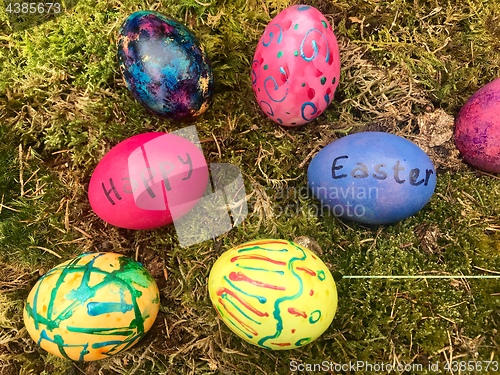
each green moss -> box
[0,0,499,373]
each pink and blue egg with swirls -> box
[252,5,341,126]
[117,11,213,121]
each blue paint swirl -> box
[262,23,283,46]
[259,100,274,117]
[300,28,330,63]
[264,76,288,102]
[301,102,318,121]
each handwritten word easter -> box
[101,153,193,205]
[332,156,434,186]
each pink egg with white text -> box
[88,132,209,230]
[252,4,341,126]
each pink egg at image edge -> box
[454,77,500,173]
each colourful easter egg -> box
[208,239,338,350]
[117,10,214,120]
[307,132,436,224]
[23,252,160,361]
[251,4,341,126]
[88,132,209,230]
[454,78,500,173]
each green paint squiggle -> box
[25,253,159,360]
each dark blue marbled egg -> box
[117,11,214,120]
[307,132,436,224]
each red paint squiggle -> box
[296,266,316,276]
[229,272,286,290]
[217,288,269,317]
[271,342,291,346]
[233,240,289,250]
[218,298,259,336]
[230,255,286,265]
[287,307,307,318]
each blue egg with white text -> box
[307,132,436,224]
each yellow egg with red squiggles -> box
[23,253,160,361]
[251,5,341,126]
[208,239,338,350]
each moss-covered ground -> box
[0,0,499,374]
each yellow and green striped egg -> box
[23,252,160,361]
